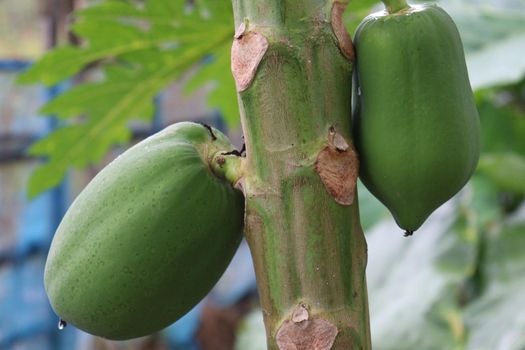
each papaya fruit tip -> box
[403,230,414,237]
[58,319,67,330]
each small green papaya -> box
[44,122,244,340]
[353,3,480,234]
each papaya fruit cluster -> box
[353,3,480,234]
[44,122,244,339]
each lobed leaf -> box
[185,42,238,127]
[22,0,233,197]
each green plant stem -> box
[230,0,371,348]
[210,152,244,186]
[381,0,410,14]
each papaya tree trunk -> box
[229,0,371,348]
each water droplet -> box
[58,319,67,330]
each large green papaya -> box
[44,122,244,339]
[353,3,480,234]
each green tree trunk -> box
[229,0,371,348]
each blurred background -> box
[0,0,524,349]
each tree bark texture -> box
[229,0,371,349]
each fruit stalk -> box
[381,0,409,13]
[230,0,371,348]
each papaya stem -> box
[381,0,410,14]
[230,0,371,348]
[210,152,244,188]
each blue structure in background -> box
[0,59,71,350]
[0,60,32,72]
[0,59,257,350]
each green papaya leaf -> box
[16,47,87,86]
[184,42,238,127]
[20,0,233,198]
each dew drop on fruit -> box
[58,319,67,330]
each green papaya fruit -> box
[353,3,480,234]
[44,122,244,340]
